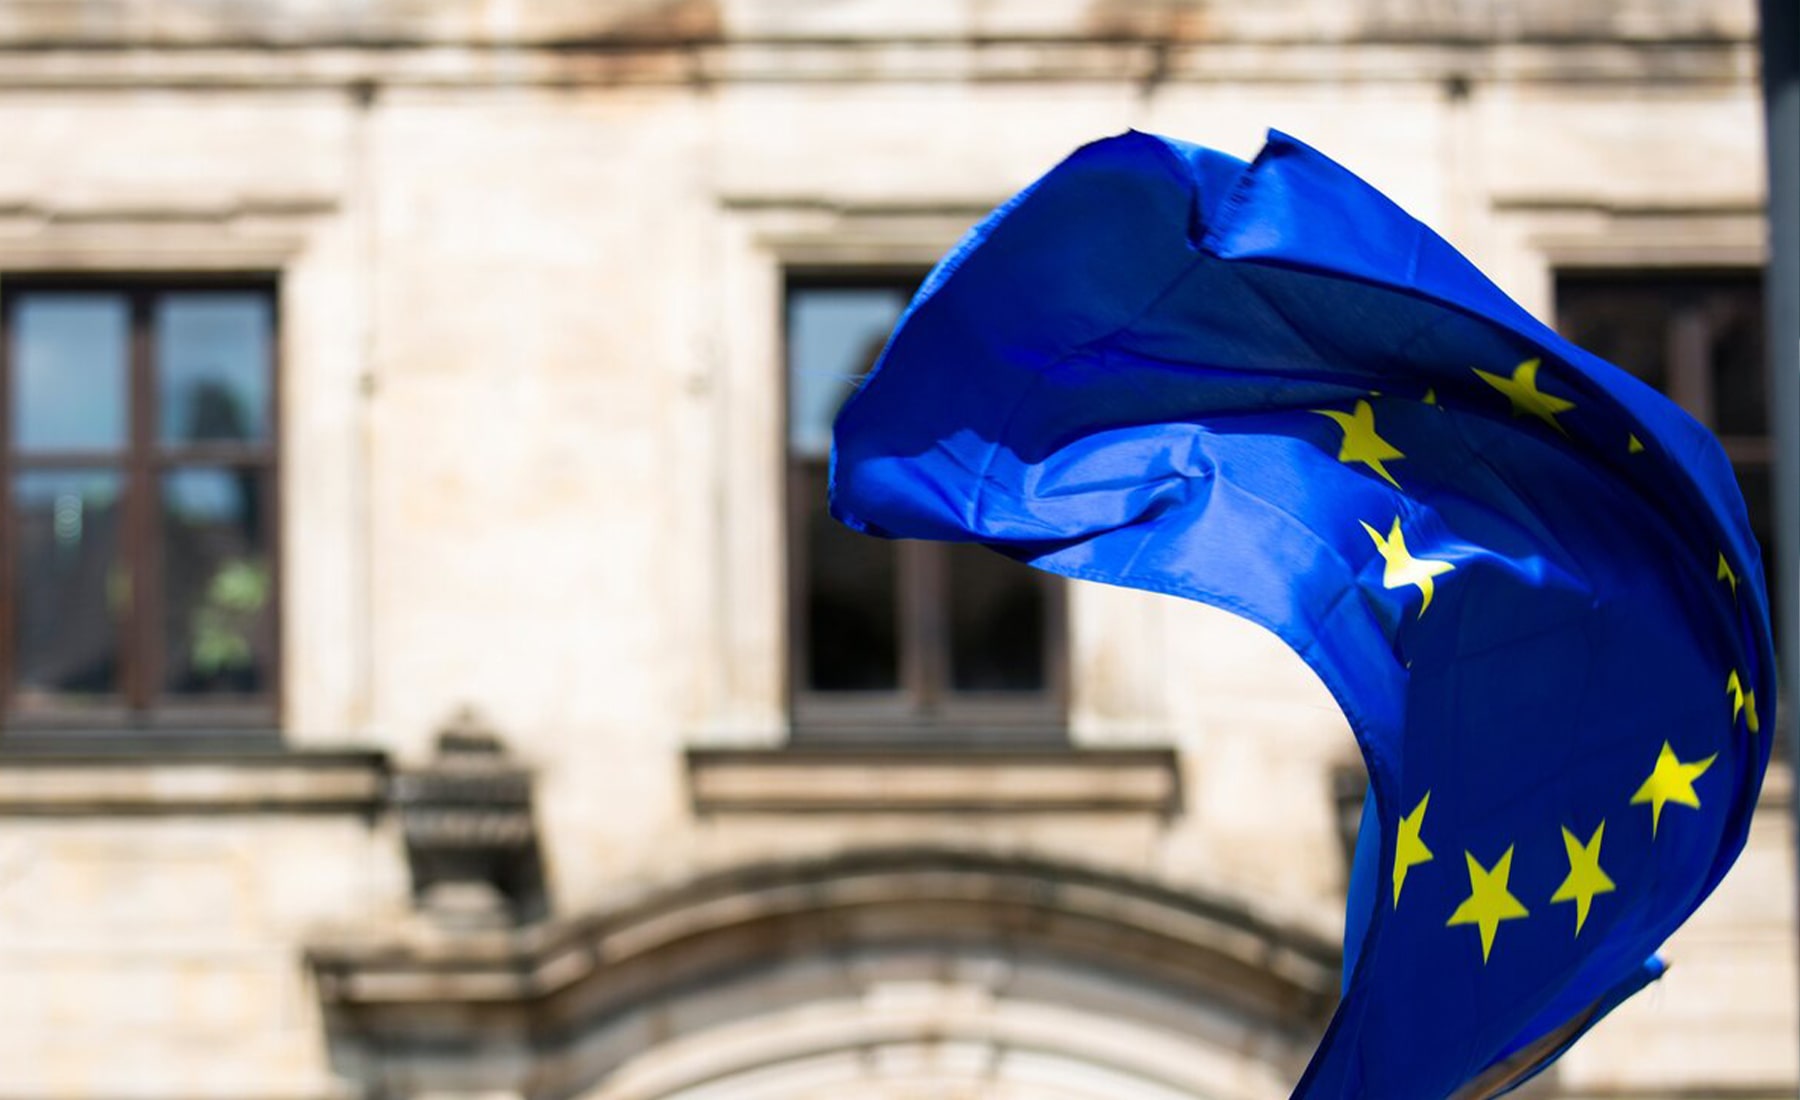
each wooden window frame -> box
[1554,268,1767,466]
[0,274,281,733]
[783,270,1068,743]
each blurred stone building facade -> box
[0,1,1789,1097]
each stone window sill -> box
[0,743,387,815]
[685,744,1181,815]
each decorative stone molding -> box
[0,193,334,272]
[686,745,1181,815]
[394,709,548,928]
[310,847,1340,1098]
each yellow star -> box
[1313,400,1405,488]
[1631,741,1717,837]
[1360,517,1455,616]
[1393,791,1434,907]
[1549,822,1615,936]
[1718,553,1737,598]
[1727,670,1760,734]
[1447,846,1530,963]
[1473,358,1575,434]
[1423,388,1438,406]
[1628,433,1645,454]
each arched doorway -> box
[311,848,1339,1100]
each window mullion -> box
[1669,305,1715,429]
[786,462,814,703]
[905,541,946,715]
[1043,572,1071,717]
[0,293,11,715]
[260,460,282,725]
[126,289,157,714]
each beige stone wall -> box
[0,1,1787,1097]
[0,811,407,1097]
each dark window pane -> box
[801,464,899,691]
[786,286,910,459]
[11,293,129,453]
[947,543,1047,692]
[1707,289,1768,438]
[156,292,273,445]
[12,471,125,701]
[1554,279,1669,390]
[161,468,272,697]
[1555,273,1765,432]
[786,274,1062,724]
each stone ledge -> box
[685,745,1181,815]
[0,748,388,815]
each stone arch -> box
[311,847,1339,1100]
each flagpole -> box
[1759,0,1800,1069]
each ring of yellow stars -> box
[1631,741,1717,837]
[1392,792,1434,907]
[1550,822,1615,936]
[1360,517,1455,616]
[1718,552,1738,598]
[1727,670,1760,734]
[1473,358,1576,435]
[1313,400,1405,488]
[1447,846,1530,963]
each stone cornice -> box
[0,36,1754,92]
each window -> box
[1555,270,1772,623]
[785,273,1066,739]
[1,278,278,729]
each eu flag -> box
[829,131,1774,1098]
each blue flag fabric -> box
[829,130,1774,1098]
